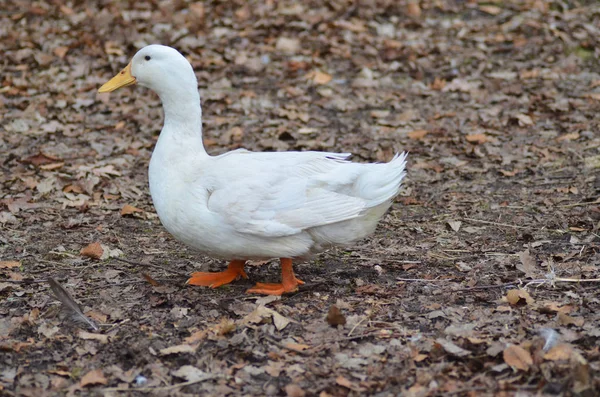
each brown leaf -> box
[80,242,104,259]
[479,5,502,15]
[120,204,143,217]
[407,129,429,140]
[285,342,311,352]
[505,289,534,305]
[185,329,209,344]
[0,261,21,269]
[78,331,109,344]
[311,70,332,85]
[435,338,471,357]
[276,37,300,54]
[80,369,107,387]
[189,2,205,19]
[326,305,346,326]
[503,345,533,371]
[543,343,575,361]
[499,169,520,177]
[159,344,196,355]
[517,250,537,278]
[557,312,584,327]
[405,1,421,18]
[556,132,580,142]
[336,375,359,390]
[285,383,305,397]
[53,46,69,58]
[39,162,64,171]
[8,272,23,281]
[515,113,533,126]
[583,93,600,101]
[142,273,160,286]
[21,152,61,167]
[242,305,291,331]
[430,77,446,90]
[465,133,487,144]
[447,221,462,232]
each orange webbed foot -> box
[246,258,303,295]
[187,260,248,288]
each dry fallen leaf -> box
[503,345,533,371]
[405,1,421,18]
[557,312,584,327]
[583,93,600,101]
[479,5,502,15]
[284,383,305,397]
[515,113,534,126]
[120,204,143,216]
[465,133,487,144]
[159,344,196,355]
[499,169,520,177]
[39,162,64,171]
[336,375,359,390]
[407,129,428,140]
[142,273,160,286]
[53,46,69,58]
[0,261,20,269]
[184,329,209,344]
[78,330,109,344]
[241,305,291,331]
[172,365,207,382]
[311,70,332,85]
[21,152,62,167]
[430,77,446,90]
[517,250,538,278]
[276,37,300,54]
[80,242,104,259]
[505,289,534,305]
[326,305,346,326]
[447,220,462,232]
[543,343,575,361]
[80,369,107,387]
[435,338,471,357]
[285,342,311,352]
[557,132,580,142]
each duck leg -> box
[246,258,304,295]
[187,260,248,288]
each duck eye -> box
[144,55,151,61]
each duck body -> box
[99,45,407,295]
[149,144,406,260]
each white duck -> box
[99,45,407,295]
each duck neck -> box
[157,84,208,157]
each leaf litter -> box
[1,0,599,395]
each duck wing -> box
[204,150,407,238]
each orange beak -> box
[98,62,136,93]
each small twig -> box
[114,257,189,277]
[558,198,600,208]
[264,336,311,356]
[102,375,222,392]
[347,316,368,337]
[435,387,490,396]
[102,318,131,332]
[0,279,47,284]
[317,330,383,346]
[457,282,519,291]
[463,218,529,230]
[396,278,457,283]
[554,277,600,282]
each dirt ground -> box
[1,0,600,396]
